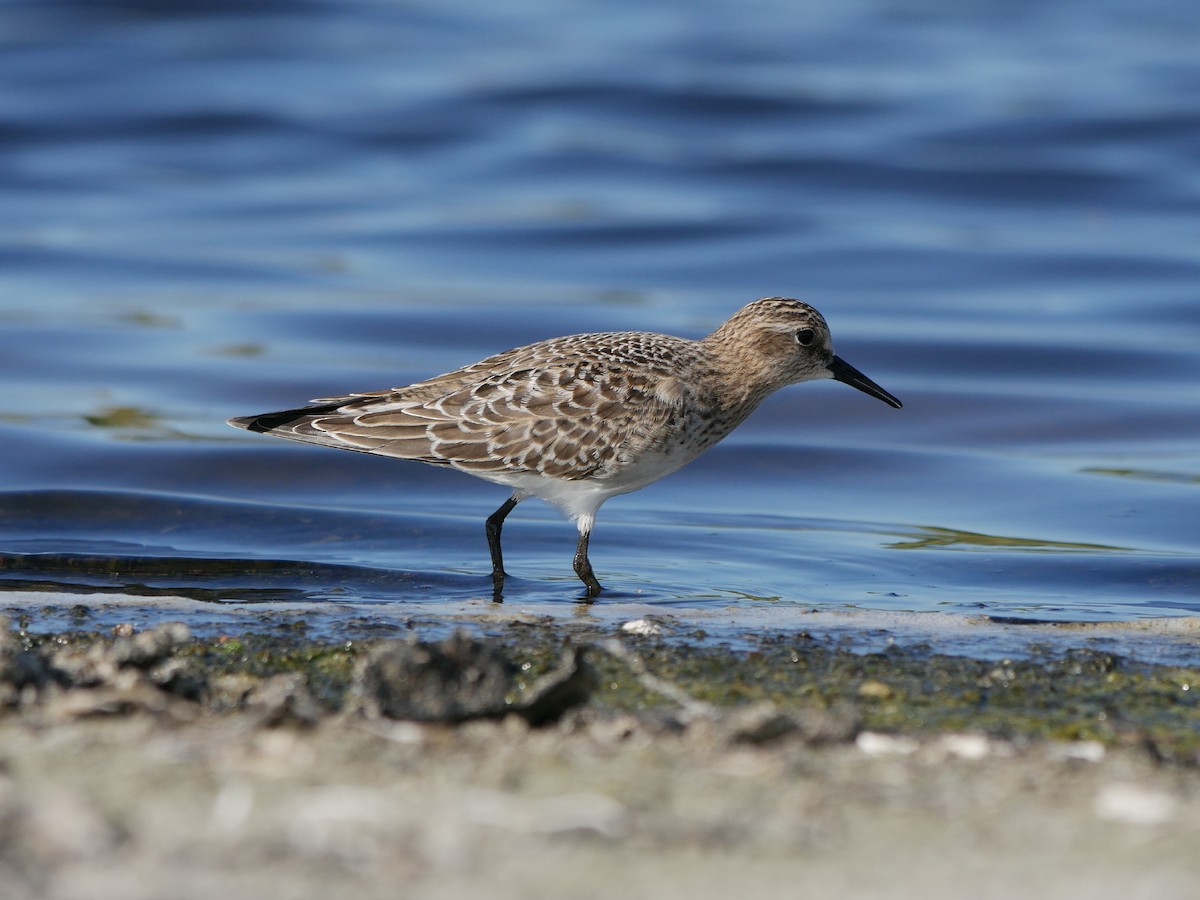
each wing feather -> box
[231,331,707,479]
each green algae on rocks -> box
[2,618,1198,765]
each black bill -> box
[828,356,902,409]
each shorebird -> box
[229,297,901,599]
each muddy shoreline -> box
[2,611,1199,899]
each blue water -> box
[2,0,1198,636]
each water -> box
[2,0,1198,647]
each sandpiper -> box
[229,297,901,599]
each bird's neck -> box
[696,338,780,423]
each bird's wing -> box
[230,332,698,480]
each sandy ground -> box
[1,609,1199,899]
[3,713,1198,900]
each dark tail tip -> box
[227,413,291,433]
[227,401,345,434]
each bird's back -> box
[229,330,717,483]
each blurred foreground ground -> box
[2,615,1198,899]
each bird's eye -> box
[795,328,815,346]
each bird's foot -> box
[576,568,603,602]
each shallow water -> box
[2,0,1198,641]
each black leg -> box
[573,529,603,599]
[486,496,520,598]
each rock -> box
[209,672,322,725]
[857,678,894,700]
[620,618,662,637]
[350,632,516,722]
[244,673,323,726]
[512,645,595,726]
[39,679,188,722]
[108,622,191,668]
[350,633,594,725]
[48,622,193,689]
[0,616,53,706]
[724,703,799,745]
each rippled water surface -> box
[2,0,1198,639]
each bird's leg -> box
[573,528,603,600]
[485,495,520,599]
